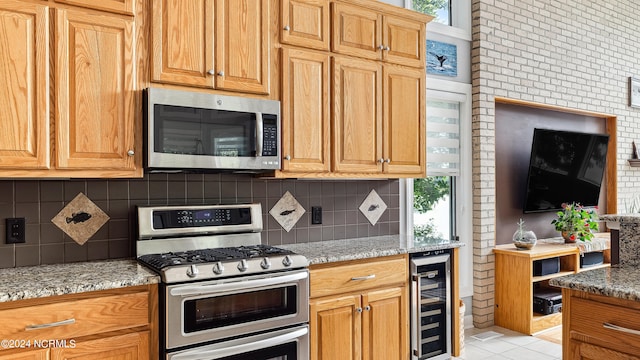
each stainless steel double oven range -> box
[136,203,309,360]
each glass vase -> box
[513,230,537,250]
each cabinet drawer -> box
[310,256,407,298]
[0,292,149,341]
[570,296,640,351]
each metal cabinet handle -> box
[207,69,215,76]
[364,305,371,311]
[351,274,375,281]
[284,155,291,160]
[127,149,135,156]
[377,44,384,50]
[603,322,640,336]
[217,71,224,76]
[377,158,384,163]
[385,158,390,163]
[356,307,363,313]
[384,45,390,51]
[26,318,75,331]
[284,25,290,31]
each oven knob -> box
[213,261,224,275]
[260,257,271,269]
[186,264,199,278]
[282,255,292,267]
[237,259,248,272]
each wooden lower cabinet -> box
[563,288,640,359]
[309,255,409,360]
[0,285,157,360]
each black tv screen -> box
[523,128,609,213]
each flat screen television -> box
[523,128,609,213]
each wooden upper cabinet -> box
[151,0,269,94]
[54,8,136,170]
[383,65,425,175]
[215,0,269,94]
[332,1,425,68]
[54,0,135,16]
[331,2,381,61]
[382,15,425,68]
[281,48,331,173]
[332,56,382,174]
[0,1,49,170]
[280,0,329,51]
[151,0,214,88]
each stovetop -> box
[138,245,295,270]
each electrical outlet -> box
[6,218,25,244]
[311,207,322,225]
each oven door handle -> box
[169,271,308,297]
[171,327,308,360]
[255,112,264,156]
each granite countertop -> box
[279,235,463,265]
[549,266,640,301]
[600,214,640,224]
[0,259,160,303]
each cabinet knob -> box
[284,155,291,160]
[378,158,385,163]
[364,305,371,311]
[217,71,224,76]
[127,150,135,156]
[384,45,390,51]
[385,158,391,163]
[284,25,290,31]
[377,44,384,50]
[207,69,215,76]
[356,307,363,313]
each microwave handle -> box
[171,327,308,360]
[255,112,263,157]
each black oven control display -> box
[152,207,252,229]
[261,114,278,156]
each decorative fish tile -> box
[51,193,109,245]
[359,189,387,225]
[269,191,305,232]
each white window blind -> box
[426,97,461,176]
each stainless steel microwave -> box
[144,88,280,172]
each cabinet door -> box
[54,0,134,16]
[215,0,269,94]
[382,15,425,68]
[151,0,214,88]
[333,56,382,173]
[570,340,640,360]
[0,1,49,170]
[54,9,136,170]
[363,286,409,360]
[281,48,330,173]
[331,2,381,61]
[51,331,149,360]
[383,65,425,176]
[0,349,49,360]
[281,0,329,51]
[310,294,361,360]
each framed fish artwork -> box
[630,77,640,108]
[426,40,457,77]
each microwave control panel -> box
[262,114,278,157]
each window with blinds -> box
[426,99,460,176]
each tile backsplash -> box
[0,174,400,268]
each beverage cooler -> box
[410,250,452,360]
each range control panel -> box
[150,207,252,229]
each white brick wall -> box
[472,0,640,327]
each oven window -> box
[222,343,297,360]
[154,104,256,157]
[184,286,297,333]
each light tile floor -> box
[453,325,562,360]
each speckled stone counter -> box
[279,235,463,265]
[601,214,640,267]
[0,259,160,303]
[550,266,640,301]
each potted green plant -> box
[551,202,599,243]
